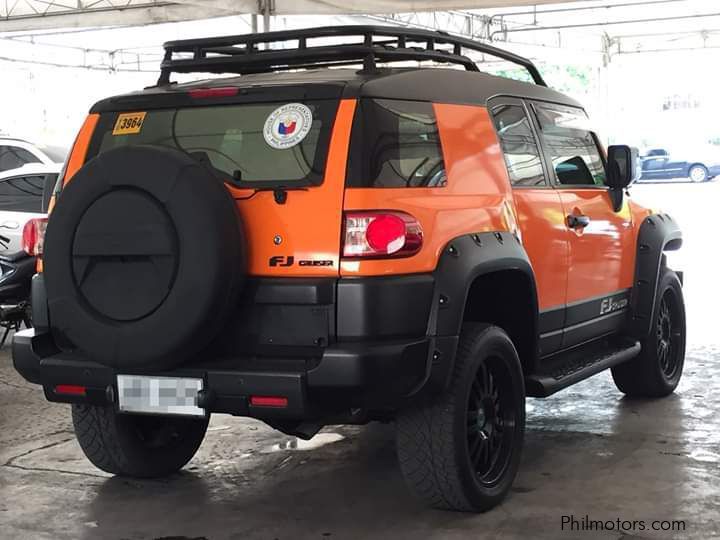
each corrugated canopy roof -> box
[1,0,580,32]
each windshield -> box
[91,100,338,187]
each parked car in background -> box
[639,146,720,182]
[0,164,59,252]
[0,138,67,175]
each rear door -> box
[84,94,354,277]
[531,101,634,349]
[489,97,569,356]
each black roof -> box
[90,67,583,113]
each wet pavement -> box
[1,180,719,539]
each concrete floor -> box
[1,181,719,540]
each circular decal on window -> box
[263,103,313,150]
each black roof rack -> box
[158,25,546,87]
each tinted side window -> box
[535,105,606,186]
[491,104,546,187]
[0,175,45,212]
[347,99,446,188]
[0,146,42,172]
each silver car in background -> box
[0,163,60,253]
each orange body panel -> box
[341,104,513,276]
[52,114,100,215]
[55,101,646,312]
[512,190,569,311]
[63,114,100,185]
[228,98,356,277]
[557,190,635,304]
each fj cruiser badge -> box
[600,296,629,315]
[263,103,313,150]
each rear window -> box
[346,99,446,188]
[89,100,338,187]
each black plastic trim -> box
[561,309,628,350]
[12,328,434,419]
[336,274,434,340]
[429,232,538,338]
[248,278,335,305]
[538,306,564,334]
[427,231,539,380]
[564,289,630,327]
[526,338,640,397]
[30,273,49,332]
[630,213,682,337]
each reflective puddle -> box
[263,432,345,453]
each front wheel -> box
[612,268,686,397]
[72,404,209,477]
[396,324,525,512]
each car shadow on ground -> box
[78,388,702,540]
[81,421,497,540]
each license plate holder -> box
[117,374,205,417]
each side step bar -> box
[525,339,641,398]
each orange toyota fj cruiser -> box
[14,27,685,512]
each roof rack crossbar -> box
[157,26,546,87]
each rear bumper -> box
[13,328,455,421]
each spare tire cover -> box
[44,145,245,371]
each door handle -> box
[567,214,590,229]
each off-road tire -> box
[396,323,525,512]
[612,268,686,397]
[72,404,209,478]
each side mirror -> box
[606,145,639,190]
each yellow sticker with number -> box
[112,112,146,135]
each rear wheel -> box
[396,324,525,512]
[688,164,708,183]
[612,268,686,397]
[72,404,209,478]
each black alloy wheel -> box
[467,355,519,487]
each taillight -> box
[54,384,86,396]
[343,211,423,258]
[188,87,239,99]
[250,395,288,408]
[23,218,48,256]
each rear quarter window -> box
[346,99,446,188]
[88,100,338,187]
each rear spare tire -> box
[44,145,245,370]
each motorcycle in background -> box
[0,233,34,346]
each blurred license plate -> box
[117,375,204,417]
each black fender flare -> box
[423,231,539,392]
[630,213,682,337]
